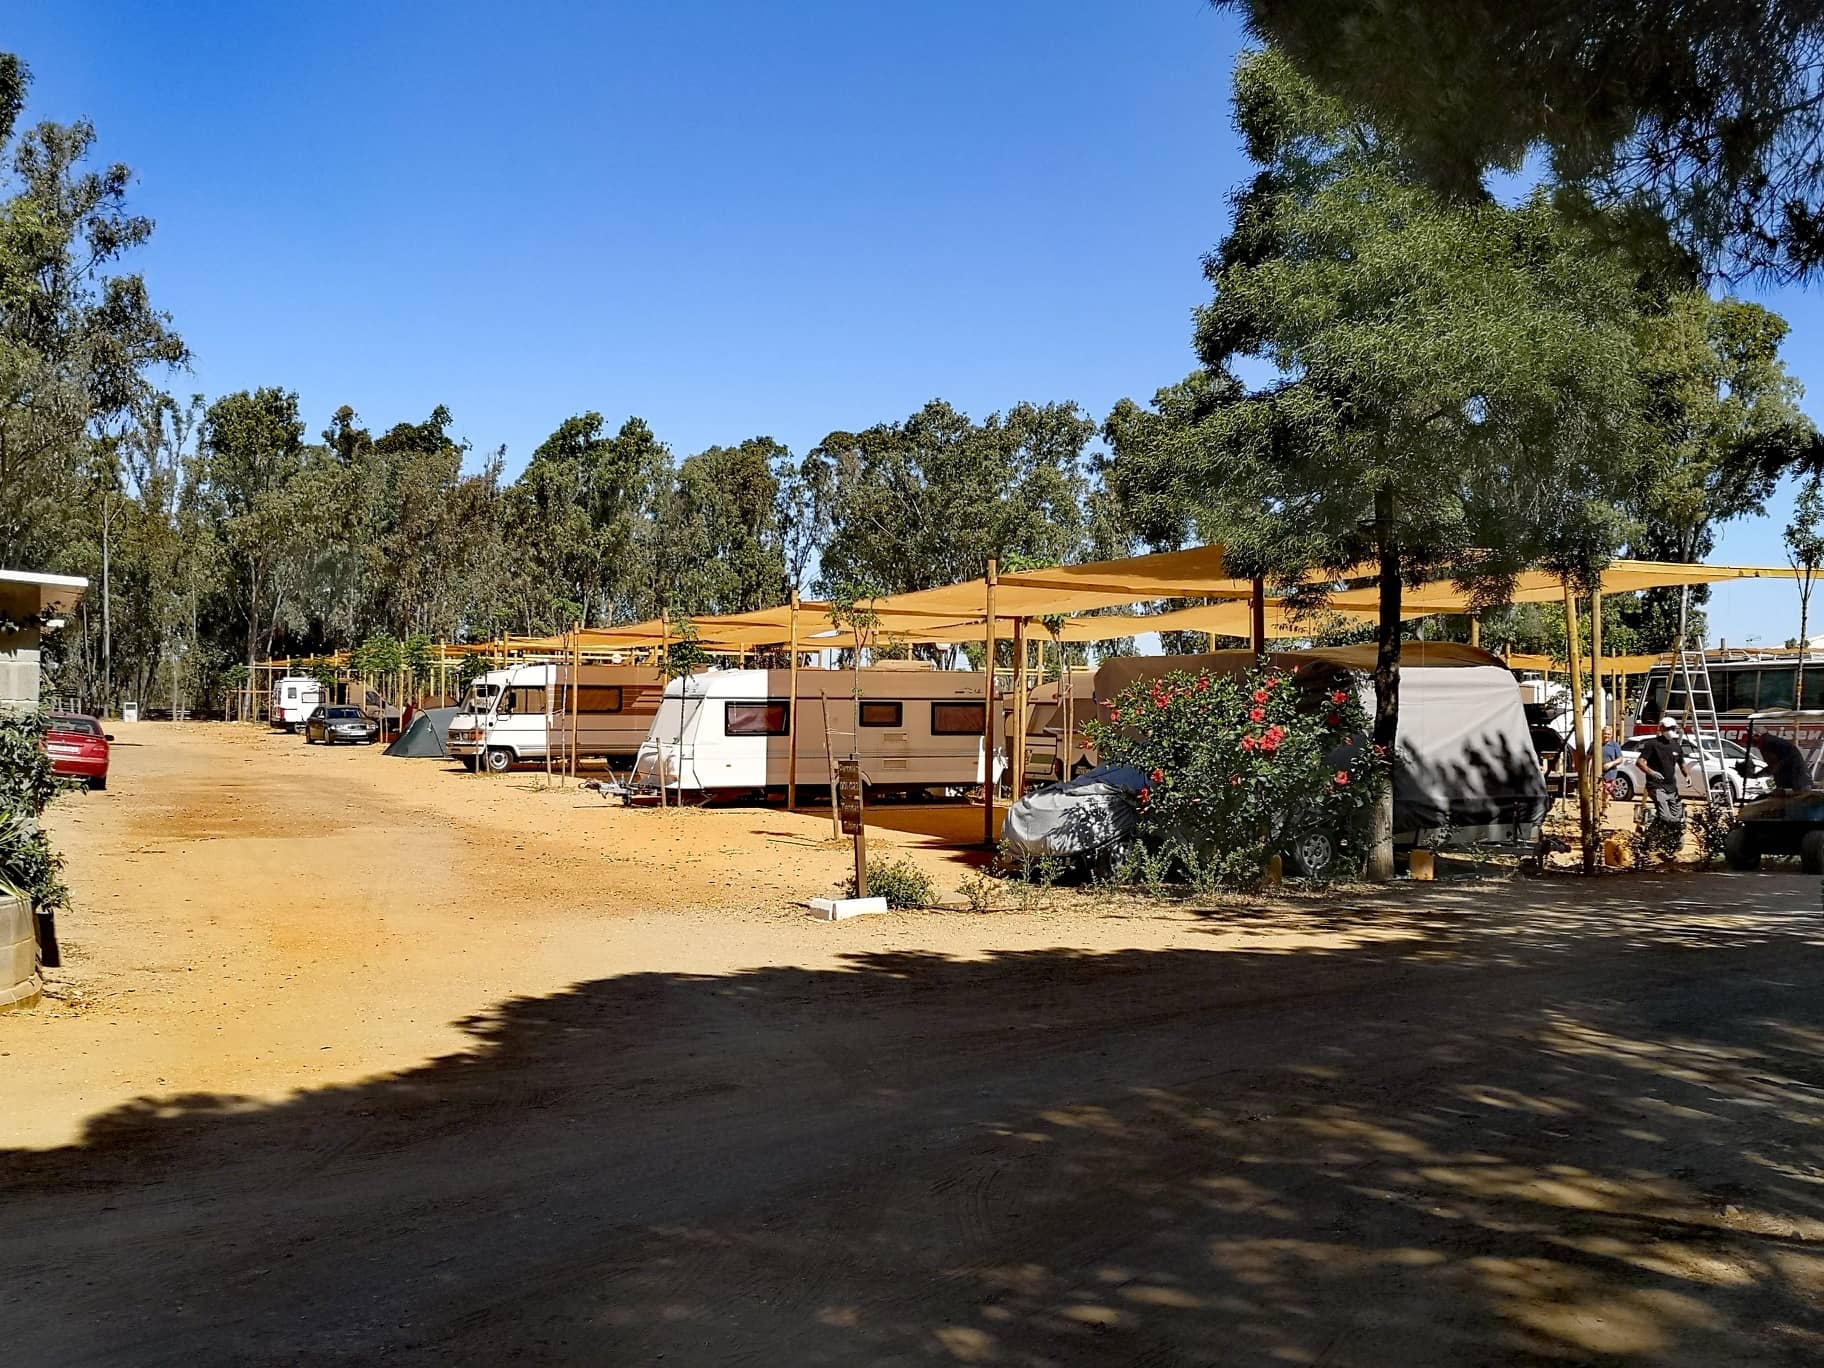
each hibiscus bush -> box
[1082,664,1384,890]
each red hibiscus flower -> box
[1261,736,1280,754]
[1251,689,1269,704]
[1334,770,1350,785]
[1240,734,1258,752]
[1196,675,1210,691]
[1326,711,1342,727]
[1108,707,1121,723]
[1138,786,1151,803]
[1329,690,1349,705]
[1249,706,1266,723]
[1150,767,1165,784]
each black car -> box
[304,705,380,745]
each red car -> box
[45,713,112,790]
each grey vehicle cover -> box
[1382,664,1548,838]
[384,706,460,758]
[1001,763,1146,861]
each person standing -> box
[1636,717,1694,858]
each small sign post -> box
[836,757,867,897]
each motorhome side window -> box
[576,686,624,713]
[859,701,902,727]
[931,701,986,735]
[502,686,547,716]
[726,701,789,736]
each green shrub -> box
[852,856,936,908]
[1083,663,1384,892]
[0,710,68,912]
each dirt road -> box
[5,725,1824,1364]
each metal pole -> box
[1250,576,1266,656]
[982,560,999,848]
[787,591,801,809]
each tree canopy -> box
[1214,1,1824,281]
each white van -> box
[629,665,1002,799]
[447,662,663,772]
[270,675,324,731]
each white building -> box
[0,569,89,710]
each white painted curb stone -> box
[807,896,888,921]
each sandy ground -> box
[4,723,1824,1364]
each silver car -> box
[1611,734,1769,804]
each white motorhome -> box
[447,662,664,772]
[629,664,1002,800]
[270,675,324,731]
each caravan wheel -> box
[484,747,514,774]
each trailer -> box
[447,662,664,773]
[628,664,1002,800]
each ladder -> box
[1666,642,1735,814]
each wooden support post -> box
[657,616,668,808]
[1562,583,1595,874]
[983,559,999,848]
[1589,586,1605,829]
[1469,614,1481,649]
[1010,616,1029,803]
[820,692,840,838]
[1250,576,1266,656]
[787,591,801,810]
[569,622,582,782]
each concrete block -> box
[807,896,889,921]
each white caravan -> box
[270,675,324,730]
[447,663,664,772]
[629,665,1003,799]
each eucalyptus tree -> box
[807,399,1094,596]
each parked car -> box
[304,705,380,745]
[44,712,112,790]
[1611,734,1768,804]
[1522,702,1566,769]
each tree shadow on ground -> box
[5,878,1824,1365]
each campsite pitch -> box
[5,723,1824,1364]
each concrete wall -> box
[0,893,39,1012]
[0,624,43,710]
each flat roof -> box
[0,568,89,618]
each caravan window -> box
[859,701,903,727]
[931,701,986,735]
[726,700,790,736]
[575,685,624,713]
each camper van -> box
[629,664,1003,800]
[270,675,324,731]
[1019,672,1099,784]
[446,662,664,772]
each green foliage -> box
[805,400,1096,597]
[1084,664,1383,891]
[852,857,936,908]
[0,711,68,911]
[1690,803,1736,867]
[661,613,707,682]
[1214,2,1824,280]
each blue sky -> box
[9,0,1819,645]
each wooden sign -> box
[836,759,865,835]
[836,757,867,898]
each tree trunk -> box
[1367,487,1400,882]
[100,491,112,713]
[1799,580,1812,710]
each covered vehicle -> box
[384,705,459,758]
[1721,712,1824,870]
[1006,644,1548,878]
[44,713,111,790]
[1000,763,1145,874]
